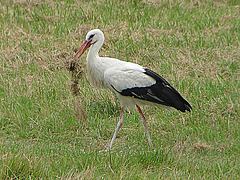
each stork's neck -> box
[86,40,105,88]
[87,40,103,61]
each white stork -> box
[75,29,192,149]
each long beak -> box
[75,40,92,58]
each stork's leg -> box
[136,105,153,147]
[109,107,124,150]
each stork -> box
[75,29,192,149]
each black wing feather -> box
[119,68,192,112]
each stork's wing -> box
[104,67,192,112]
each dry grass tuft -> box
[172,140,212,153]
[65,55,85,95]
[65,55,87,121]
[193,141,211,152]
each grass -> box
[0,0,239,179]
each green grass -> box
[0,0,239,179]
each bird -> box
[75,29,192,150]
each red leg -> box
[136,105,153,147]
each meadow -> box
[0,0,239,179]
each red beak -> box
[75,40,92,58]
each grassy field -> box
[0,0,239,179]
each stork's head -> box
[75,29,104,58]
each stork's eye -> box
[89,34,94,39]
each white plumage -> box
[75,29,192,149]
